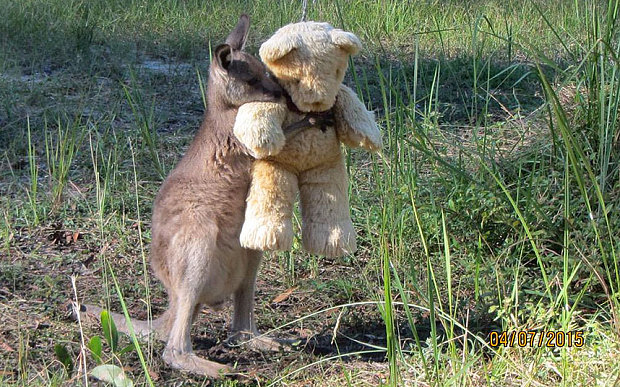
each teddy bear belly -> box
[268,123,342,172]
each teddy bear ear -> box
[330,30,362,55]
[259,34,300,64]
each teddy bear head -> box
[259,21,361,112]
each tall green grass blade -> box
[122,71,165,180]
[105,261,154,387]
[26,116,40,225]
[537,63,619,330]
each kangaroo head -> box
[210,15,283,106]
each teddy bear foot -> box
[240,218,293,251]
[302,221,357,257]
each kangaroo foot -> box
[163,348,231,378]
[225,331,294,352]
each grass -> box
[0,0,619,385]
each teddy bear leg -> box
[298,157,357,257]
[240,160,298,251]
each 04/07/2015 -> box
[489,330,584,347]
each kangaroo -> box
[76,15,315,377]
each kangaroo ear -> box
[214,44,232,71]
[330,30,361,55]
[259,34,300,65]
[225,14,250,50]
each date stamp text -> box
[489,331,584,347]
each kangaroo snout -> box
[266,86,282,100]
[262,77,283,100]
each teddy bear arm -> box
[233,101,288,158]
[333,85,382,152]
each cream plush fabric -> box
[233,21,382,257]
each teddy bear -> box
[233,21,382,257]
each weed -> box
[44,115,86,210]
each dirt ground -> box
[1,220,431,385]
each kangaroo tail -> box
[71,302,172,342]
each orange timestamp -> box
[489,330,584,348]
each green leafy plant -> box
[91,364,134,387]
[88,335,102,365]
[97,310,136,359]
[55,310,136,385]
[53,343,73,376]
[88,311,136,386]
